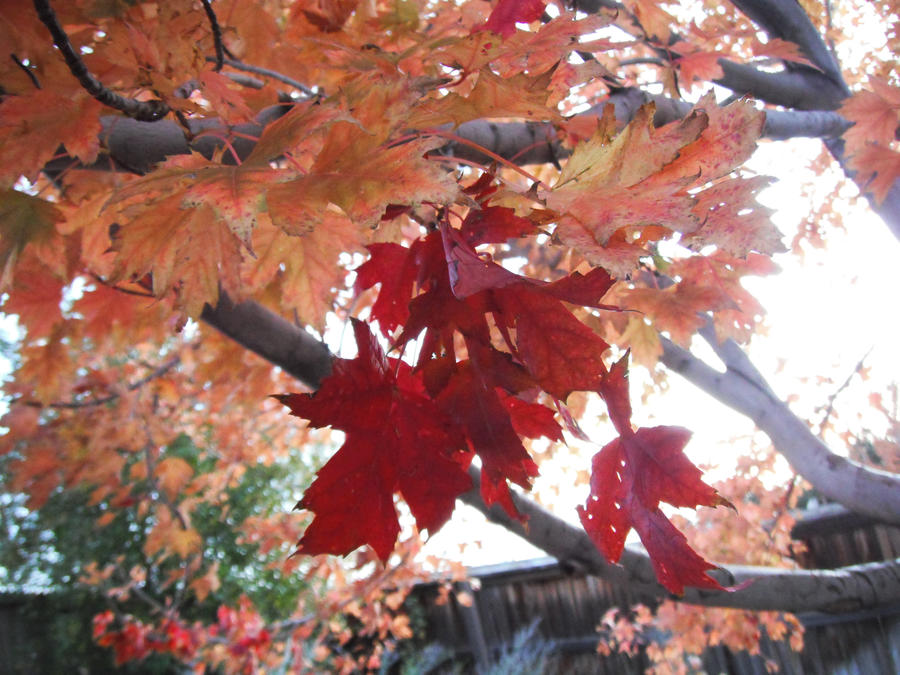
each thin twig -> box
[816,347,873,435]
[210,56,317,98]
[32,0,170,121]
[17,354,182,410]
[10,53,40,89]
[200,0,225,71]
[618,57,665,67]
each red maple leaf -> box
[578,355,734,595]
[276,320,472,561]
[477,0,547,39]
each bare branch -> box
[715,59,846,110]
[605,88,851,140]
[10,54,40,89]
[16,354,182,410]
[660,335,900,526]
[200,0,225,72]
[41,88,851,181]
[32,0,170,122]
[200,293,333,390]
[211,57,317,98]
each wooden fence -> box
[411,504,900,674]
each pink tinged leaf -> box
[479,0,548,38]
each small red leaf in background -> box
[478,0,547,39]
[461,206,539,245]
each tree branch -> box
[460,465,900,613]
[714,59,846,110]
[199,293,332,390]
[659,334,900,526]
[41,88,852,181]
[198,294,900,613]
[199,0,225,72]
[728,0,846,86]
[605,88,851,140]
[33,0,170,122]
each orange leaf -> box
[0,90,102,186]
[243,213,365,332]
[156,457,194,502]
[0,190,64,292]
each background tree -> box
[1,0,899,671]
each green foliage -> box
[0,432,323,668]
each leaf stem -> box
[422,128,551,190]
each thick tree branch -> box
[728,0,846,85]
[42,89,851,180]
[199,294,900,613]
[606,88,850,140]
[461,466,900,613]
[714,60,846,111]
[200,293,332,390]
[659,334,900,526]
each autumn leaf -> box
[673,48,724,85]
[276,320,472,561]
[109,197,244,317]
[840,76,900,153]
[244,213,365,333]
[662,94,765,184]
[683,176,785,257]
[0,90,102,186]
[620,281,729,347]
[546,104,707,275]
[407,67,562,127]
[580,356,732,594]
[477,0,547,39]
[156,457,194,502]
[107,154,276,247]
[846,142,900,204]
[0,190,64,292]
[145,509,202,560]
